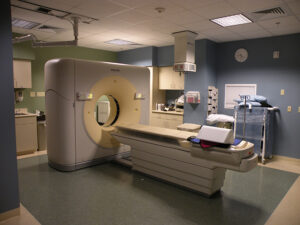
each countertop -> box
[152,110,183,115]
[15,113,37,118]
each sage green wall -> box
[13,41,35,60]
[13,44,117,112]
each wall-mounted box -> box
[185,91,200,104]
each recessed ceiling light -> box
[12,18,40,29]
[210,14,252,27]
[105,39,140,45]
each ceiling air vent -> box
[247,5,291,22]
[254,7,285,15]
[37,7,52,14]
[35,25,64,33]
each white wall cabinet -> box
[159,66,184,90]
[15,116,37,155]
[150,112,183,129]
[13,60,32,88]
[149,67,166,110]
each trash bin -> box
[37,121,47,151]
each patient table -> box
[112,123,258,196]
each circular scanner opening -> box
[94,95,119,127]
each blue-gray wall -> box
[117,33,300,158]
[0,0,20,214]
[157,46,174,66]
[117,46,155,66]
[216,33,300,158]
[184,40,217,125]
[117,40,217,125]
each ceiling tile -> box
[183,19,220,32]
[226,23,266,33]
[70,0,130,19]
[135,0,185,17]
[11,6,53,23]
[169,0,223,10]
[258,15,300,29]
[161,9,205,25]
[110,0,157,9]
[134,19,186,35]
[226,0,285,13]
[191,1,241,19]
[267,23,300,35]
[238,29,272,39]
[201,27,243,42]
[44,30,75,41]
[14,0,82,11]
[77,22,110,35]
[41,17,73,29]
[10,0,300,50]
[108,9,153,25]
[287,0,300,14]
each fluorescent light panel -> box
[105,39,140,45]
[12,18,40,29]
[211,14,252,27]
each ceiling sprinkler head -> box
[155,7,166,13]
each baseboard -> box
[272,155,300,163]
[0,207,20,222]
[17,150,36,156]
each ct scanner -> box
[45,58,258,197]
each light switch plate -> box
[287,106,292,112]
[36,92,45,97]
[298,107,300,113]
[30,92,36,97]
[273,51,280,59]
[280,89,285,95]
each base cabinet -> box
[15,116,38,155]
[150,112,183,129]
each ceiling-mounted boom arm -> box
[12,17,79,47]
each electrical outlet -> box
[280,89,285,95]
[298,107,300,113]
[36,92,45,97]
[287,106,292,112]
[30,92,36,97]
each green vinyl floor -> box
[17,155,298,225]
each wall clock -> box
[234,48,248,62]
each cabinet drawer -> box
[151,113,162,119]
[15,116,36,125]
[165,114,183,121]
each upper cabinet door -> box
[172,70,185,90]
[13,60,32,88]
[158,66,184,90]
